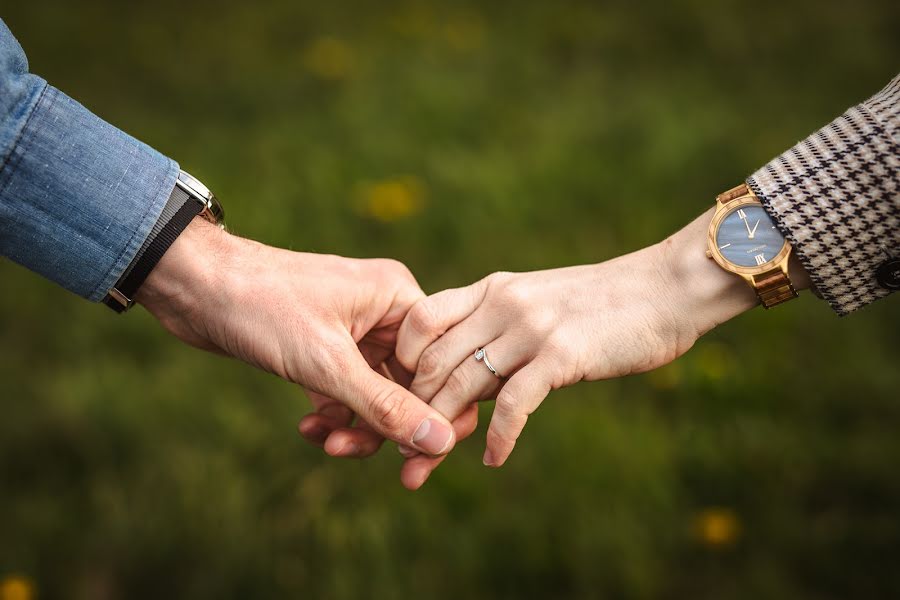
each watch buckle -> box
[107,287,134,310]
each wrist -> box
[135,216,234,323]
[659,207,812,338]
[659,207,760,338]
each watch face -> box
[714,204,786,268]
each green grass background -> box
[1,1,899,598]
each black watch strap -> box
[103,186,202,313]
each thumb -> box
[323,342,456,456]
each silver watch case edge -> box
[175,170,225,228]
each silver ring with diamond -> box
[474,347,503,378]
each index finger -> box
[396,279,489,373]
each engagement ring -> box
[474,347,503,378]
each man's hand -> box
[136,218,457,457]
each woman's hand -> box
[393,208,799,489]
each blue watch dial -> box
[715,204,786,268]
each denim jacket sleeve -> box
[0,18,178,302]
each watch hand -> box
[742,215,753,237]
[749,219,760,239]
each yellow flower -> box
[355,176,426,222]
[693,507,741,549]
[303,37,355,81]
[0,576,35,600]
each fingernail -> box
[339,441,359,456]
[482,448,494,467]
[412,418,453,455]
[398,445,418,458]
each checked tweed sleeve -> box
[747,74,900,316]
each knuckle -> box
[374,257,411,278]
[494,388,520,417]
[486,426,512,449]
[491,390,529,446]
[496,387,539,420]
[493,279,532,312]
[544,330,573,362]
[335,256,364,279]
[407,300,440,337]
[369,386,412,434]
[444,367,472,398]
[485,271,513,285]
[374,257,402,269]
[416,346,444,380]
[522,309,555,337]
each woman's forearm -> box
[392,205,814,485]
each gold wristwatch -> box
[706,183,798,308]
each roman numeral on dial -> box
[754,253,766,265]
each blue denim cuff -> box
[0,83,178,302]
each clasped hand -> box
[303,248,702,489]
[138,210,761,490]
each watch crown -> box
[705,249,713,259]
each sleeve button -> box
[875,257,900,291]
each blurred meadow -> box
[1,1,899,598]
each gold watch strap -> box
[753,267,798,308]
[714,182,798,309]
[716,182,752,204]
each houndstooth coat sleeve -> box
[747,74,899,316]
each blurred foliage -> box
[1,1,899,598]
